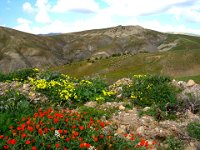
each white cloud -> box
[168,6,200,23]
[22,0,51,24]
[17,0,200,34]
[35,0,51,23]
[135,19,200,34]
[23,2,34,13]
[101,0,195,16]
[52,0,100,13]
[14,18,32,33]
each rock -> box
[187,80,195,87]
[143,107,151,111]
[196,142,200,150]
[124,113,130,116]
[22,84,29,90]
[116,93,122,99]
[186,110,200,122]
[119,105,125,111]
[163,144,169,149]
[136,126,145,135]
[117,128,124,134]
[120,125,126,130]
[184,142,197,150]
[84,101,97,108]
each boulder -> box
[186,80,196,87]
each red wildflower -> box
[44,128,48,134]
[9,126,13,129]
[22,118,26,121]
[130,137,135,141]
[8,139,16,145]
[17,126,21,131]
[3,145,9,149]
[152,140,156,145]
[86,143,91,148]
[26,140,31,145]
[21,133,26,138]
[38,128,43,135]
[79,138,83,142]
[63,148,68,150]
[72,135,75,139]
[93,137,98,142]
[100,122,105,128]
[66,138,70,142]
[65,118,69,122]
[63,130,67,134]
[48,115,53,119]
[32,146,37,150]
[140,138,146,146]
[145,141,149,148]
[27,126,34,132]
[90,117,94,124]
[58,129,63,134]
[26,119,31,125]
[50,127,55,131]
[47,108,53,113]
[36,124,40,129]
[79,126,84,130]
[39,120,43,125]
[4,136,8,140]
[54,118,59,124]
[99,134,104,139]
[55,143,60,148]
[73,131,79,136]
[80,143,84,148]
[39,112,45,118]
[0,135,4,139]
[72,125,76,129]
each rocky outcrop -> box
[172,79,200,113]
[0,81,48,103]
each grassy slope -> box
[51,34,200,83]
[52,49,200,83]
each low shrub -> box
[0,68,39,82]
[123,75,177,111]
[162,136,183,150]
[187,122,200,140]
[0,90,30,112]
[0,90,36,134]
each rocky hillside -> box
[1,25,200,73]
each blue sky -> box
[0,0,200,34]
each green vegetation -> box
[187,122,200,140]
[52,49,200,83]
[0,68,199,149]
[78,106,119,120]
[0,90,38,133]
[0,68,38,82]
[162,136,183,150]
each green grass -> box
[52,49,200,83]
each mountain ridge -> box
[0,25,200,74]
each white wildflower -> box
[54,130,60,138]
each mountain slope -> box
[0,25,200,73]
[51,49,200,82]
